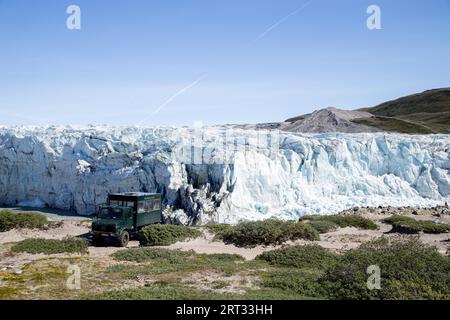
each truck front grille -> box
[95,224,116,232]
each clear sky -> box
[0,0,449,126]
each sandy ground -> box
[1,206,449,273]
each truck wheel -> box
[118,231,129,247]
[92,235,103,247]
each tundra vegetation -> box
[383,215,450,234]
[11,237,89,255]
[209,220,320,248]
[299,214,379,230]
[304,220,339,234]
[85,237,449,300]
[1,217,449,300]
[139,224,202,246]
[0,209,49,231]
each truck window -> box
[153,199,161,210]
[137,201,145,213]
[99,208,123,219]
[124,201,135,208]
[109,200,121,206]
[145,200,152,211]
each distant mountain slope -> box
[356,88,450,133]
[235,88,450,134]
[233,107,378,133]
[360,88,450,116]
[280,107,378,133]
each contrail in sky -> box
[153,73,207,115]
[138,73,207,125]
[253,0,313,42]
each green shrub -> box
[319,237,450,300]
[11,237,88,255]
[139,224,202,246]
[0,209,48,232]
[307,220,339,233]
[205,224,234,240]
[300,215,378,230]
[221,220,319,248]
[257,244,339,269]
[261,269,325,298]
[383,215,450,234]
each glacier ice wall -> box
[0,125,449,224]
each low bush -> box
[139,224,202,246]
[0,209,48,232]
[383,215,450,234]
[300,215,378,230]
[257,244,339,269]
[221,220,319,248]
[319,237,450,300]
[11,237,88,254]
[307,220,339,233]
[261,269,325,298]
[204,224,234,240]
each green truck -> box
[91,192,162,247]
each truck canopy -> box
[107,192,162,227]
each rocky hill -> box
[241,88,450,134]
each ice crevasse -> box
[0,125,448,224]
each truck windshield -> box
[98,208,123,219]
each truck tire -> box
[92,235,103,247]
[118,230,129,247]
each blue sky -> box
[0,0,449,126]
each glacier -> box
[0,125,449,224]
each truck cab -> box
[91,192,162,247]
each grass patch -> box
[11,237,88,255]
[0,209,49,232]
[257,244,339,269]
[83,280,313,300]
[319,237,450,300]
[83,283,231,300]
[300,214,378,230]
[383,215,450,234]
[306,220,339,233]
[139,224,202,246]
[352,116,433,134]
[110,248,247,277]
[112,247,192,263]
